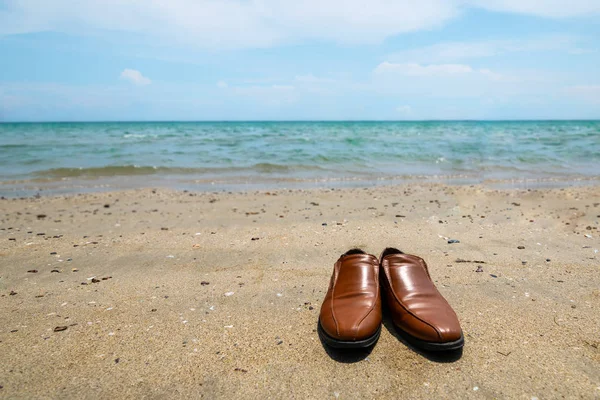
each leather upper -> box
[380,253,462,343]
[319,252,382,341]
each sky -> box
[0,0,599,121]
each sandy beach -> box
[1,183,599,399]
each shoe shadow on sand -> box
[381,313,463,363]
[317,322,375,364]
[318,315,462,364]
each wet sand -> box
[1,184,599,399]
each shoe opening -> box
[342,248,366,257]
[381,247,404,259]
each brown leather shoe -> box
[380,248,464,351]
[318,249,382,348]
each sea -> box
[1,121,599,196]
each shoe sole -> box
[317,321,381,349]
[395,326,464,351]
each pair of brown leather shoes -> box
[318,248,464,351]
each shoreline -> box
[2,173,600,198]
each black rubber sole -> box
[395,326,464,351]
[318,321,381,349]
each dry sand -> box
[1,183,599,399]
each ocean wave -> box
[0,143,34,149]
[2,121,599,186]
[35,165,181,178]
[123,133,155,139]
[32,163,329,178]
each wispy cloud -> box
[374,62,503,79]
[2,1,597,49]
[387,35,579,63]
[375,62,472,75]
[396,105,414,117]
[0,0,456,47]
[369,60,551,102]
[294,75,336,84]
[470,0,600,18]
[120,69,151,86]
[568,48,598,55]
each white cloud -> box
[470,0,600,18]
[478,68,504,81]
[396,105,414,115]
[0,0,457,48]
[369,60,550,102]
[3,0,597,49]
[294,75,336,84]
[374,62,475,76]
[216,81,228,88]
[120,69,151,86]
[387,35,578,63]
[566,85,600,94]
[568,48,598,55]
[374,62,509,83]
[271,85,295,90]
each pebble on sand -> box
[448,239,460,244]
[53,326,68,332]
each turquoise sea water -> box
[1,121,599,195]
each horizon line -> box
[2,119,600,124]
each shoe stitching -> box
[382,258,444,341]
[330,261,340,337]
[352,259,380,340]
[331,254,379,339]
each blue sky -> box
[0,0,599,121]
